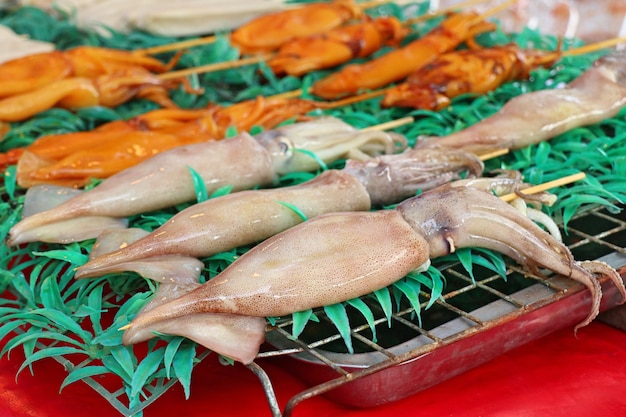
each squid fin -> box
[75,254,204,284]
[89,228,151,259]
[123,312,266,365]
[11,215,128,245]
[124,277,266,364]
[22,183,84,217]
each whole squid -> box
[7,117,406,245]
[415,50,626,154]
[121,178,626,364]
[74,148,484,281]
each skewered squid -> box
[312,12,497,99]
[381,43,561,110]
[13,96,328,187]
[415,50,626,155]
[0,108,212,170]
[267,16,408,77]
[74,148,484,281]
[229,0,362,54]
[7,117,407,245]
[121,178,626,364]
[0,68,199,123]
[0,45,179,99]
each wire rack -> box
[251,204,626,417]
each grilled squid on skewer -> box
[381,43,561,110]
[0,68,200,123]
[311,12,497,99]
[230,0,362,54]
[268,16,408,76]
[121,178,626,364]
[415,50,626,155]
[0,45,179,99]
[7,117,406,245]
[74,148,484,281]
[12,96,327,187]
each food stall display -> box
[0,1,625,416]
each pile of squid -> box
[7,50,626,364]
[3,1,626,368]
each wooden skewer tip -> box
[500,172,586,202]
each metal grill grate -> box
[257,204,626,417]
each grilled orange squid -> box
[230,0,362,54]
[312,12,497,99]
[14,97,328,187]
[0,66,200,123]
[381,44,561,110]
[0,46,178,99]
[267,16,408,76]
[0,108,214,170]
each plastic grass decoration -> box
[0,1,625,415]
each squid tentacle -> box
[398,185,623,330]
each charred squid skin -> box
[397,184,624,330]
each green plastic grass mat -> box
[1,2,625,416]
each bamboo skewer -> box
[500,172,586,202]
[360,116,415,132]
[362,116,509,160]
[158,54,273,81]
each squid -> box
[74,148,484,281]
[0,67,199,123]
[120,178,626,364]
[0,108,213,170]
[267,16,408,77]
[229,0,362,54]
[415,50,626,155]
[7,117,407,245]
[381,43,560,110]
[13,96,327,187]
[0,45,178,99]
[311,12,497,99]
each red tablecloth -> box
[1,321,625,417]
